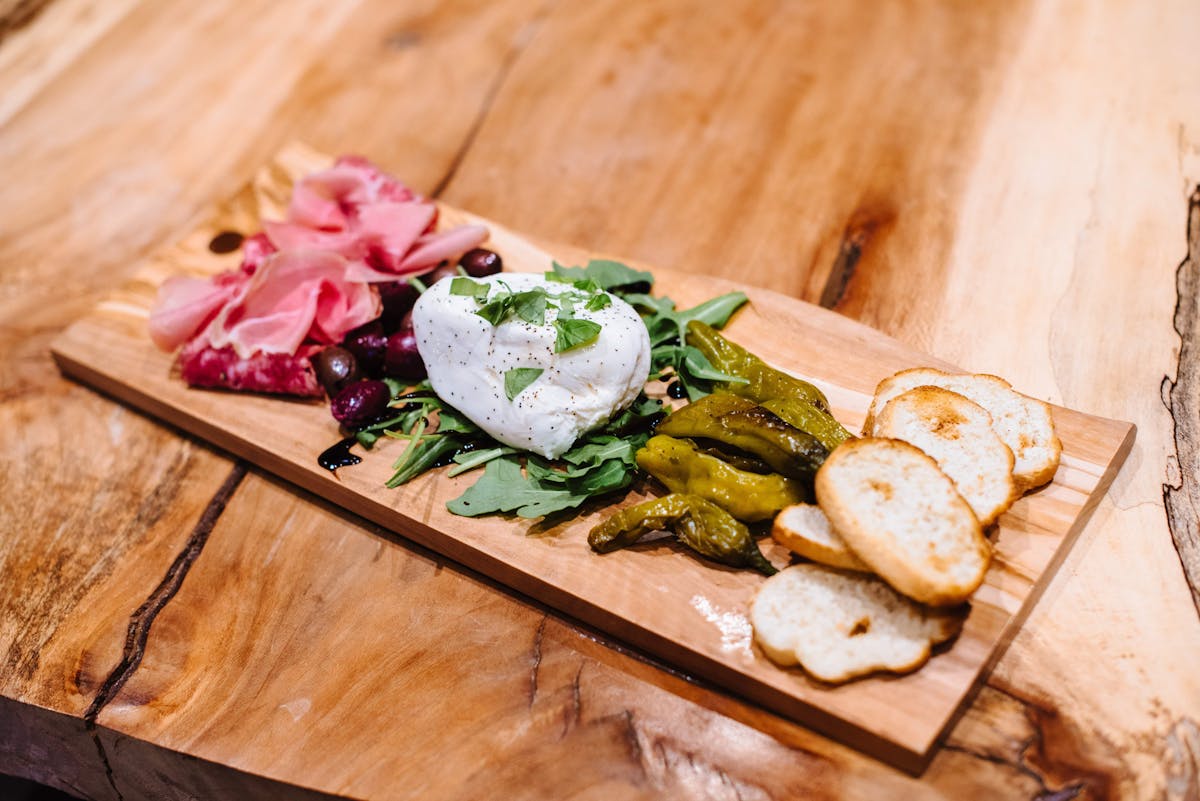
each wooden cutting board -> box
[50,144,1134,774]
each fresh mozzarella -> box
[412,273,651,459]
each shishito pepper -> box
[685,321,853,451]
[636,435,807,521]
[654,393,828,480]
[588,493,777,575]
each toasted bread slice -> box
[772,504,872,572]
[815,438,990,606]
[863,368,1061,491]
[750,563,966,683]
[872,387,1016,526]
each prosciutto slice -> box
[148,272,246,352]
[201,250,380,358]
[148,155,489,397]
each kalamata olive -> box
[313,346,360,396]
[420,262,460,287]
[460,248,502,277]
[378,281,420,333]
[384,328,426,380]
[330,380,391,428]
[342,320,388,377]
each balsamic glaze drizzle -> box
[318,437,362,474]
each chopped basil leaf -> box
[449,276,489,300]
[553,318,601,352]
[585,292,612,311]
[512,289,548,325]
[475,295,513,326]
[504,367,544,400]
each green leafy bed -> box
[356,260,748,519]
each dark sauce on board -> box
[208,230,245,254]
[319,437,362,473]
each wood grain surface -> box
[49,143,1133,773]
[3,1,1200,799]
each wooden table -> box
[2,1,1197,799]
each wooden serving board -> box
[50,145,1134,774]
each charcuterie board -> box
[50,144,1135,774]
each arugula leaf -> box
[622,290,748,396]
[672,291,749,340]
[385,434,460,488]
[562,435,634,466]
[553,318,601,352]
[449,276,489,300]
[504,367,544,400]
[446,457,580,518]
[433,406,486,436]
[446,445,518,477]
[551,259,654,291]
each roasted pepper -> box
[636,435,807,521]
[655,393,828,480]
[588,493,776,575]
[686,321,853,450]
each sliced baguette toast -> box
[863,368,1061,490]
[750,563,966,683]
[815,438,991,606]
[873,387,1016,526]
[771,503,871,572]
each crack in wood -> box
[76,461,247,799]
[818,209,893,310]
[82,461,247,728]
[943,739,1083,801]
[428,0,557,200]
[528,614,547,708]
[985,683,1117,800]
[1162,185,1200,619]
[0,0,54,48]
[570,661,583,726]
[621,709,645,773]
[90,728,124,801]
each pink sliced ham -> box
[202,250,380,358]
[148,272,246,352]
[238,232,277,275]
[148,155,490,397]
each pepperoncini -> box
[588,493,777,575]
[655,393,828,480]
[686,321,853,450]
[636,435,807,521]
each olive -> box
[342,320,388,377]
[420,261,460,287]
[378,281,420,333]
[384,329,427,380]
[330,380,391,428]
[313,346,359,396]
[459,248,502,277]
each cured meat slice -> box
[202,250,380,358]
[148,272,246,352]
[178,340,321,397]
[147,155,491,397]
[397,224,489,272]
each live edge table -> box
[2,2,1199,800]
